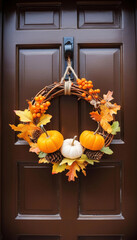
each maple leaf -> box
[103,91,114,102]
[10,122,40,145]
[90,111,101,122]
[105,102,121,115]
[14,109,33,122]
[111,121,120,135]
[29,143,40,154]
[37,114,52,127]
[52,163,66,174]
[66,162,80,181]
[101,146,113,155]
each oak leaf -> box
[66,162,80,181]
[14,109,33,122]
[103,91,114,102]
[10,122,40,145]
[90,111,101,122]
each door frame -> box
[0,0,137,239]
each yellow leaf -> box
[37,114,52,127]
[100,119,112,133]
[59,158,75,166]
[39,158,49,164]
[52,163,66,174]
[14,109,33,122]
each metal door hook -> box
[64,37,74,80]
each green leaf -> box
[14,109,33,122]
[38,152,47,158]
[86,159,99,165]
[111,121,120,135]
[37,114,52,127]
[101,146,113,155]
[52,163,66,174]
[59,158,75,166]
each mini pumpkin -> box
[79,130,105,151]
[37,130,64,153]
[61,136,84,159]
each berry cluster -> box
[28,95,51,119]
[77,78,100,101]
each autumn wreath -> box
[10,63,120,181]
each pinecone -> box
[32,129,43,143]
[46,150,63,163]
[84,148,103,160]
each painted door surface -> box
[2,0,137,240]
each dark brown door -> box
[2,0,137,239]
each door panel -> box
[2,0,137,240]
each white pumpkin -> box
[61,136,84,159]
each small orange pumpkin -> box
[37,130,64,153]
[79,130,105,151]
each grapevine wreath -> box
[10,60,121,181]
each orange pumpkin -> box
[79,130,105,151]
[37,130,64,153]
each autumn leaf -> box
[37,114,52,127]
[101,146,113,155]
[86,159,99,165]
[38,152,47,158]
[10,122,40,145]
[100,120,112,133]
[52,162,66,174]
[14,109,33,122]
[66,162,80,181]
[105,103,121,115]
[111,121,120,135]
[39,158,49,164]
[76,161,87,176]
[103,91,114,102]
[29,143,41,154]
[59,158,75,166]
[90,111,101,122]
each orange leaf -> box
[106,102,121,115]
[66,162,80,181]
[90,111,101,122]
[100,119,112,134]
[76,161,87,176]
[29,143,40,154]
[9,123,40,145]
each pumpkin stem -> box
[94,122,100,135]
[40,125,49,138]
[71,135,77,146]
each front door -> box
[2,0,137,239]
